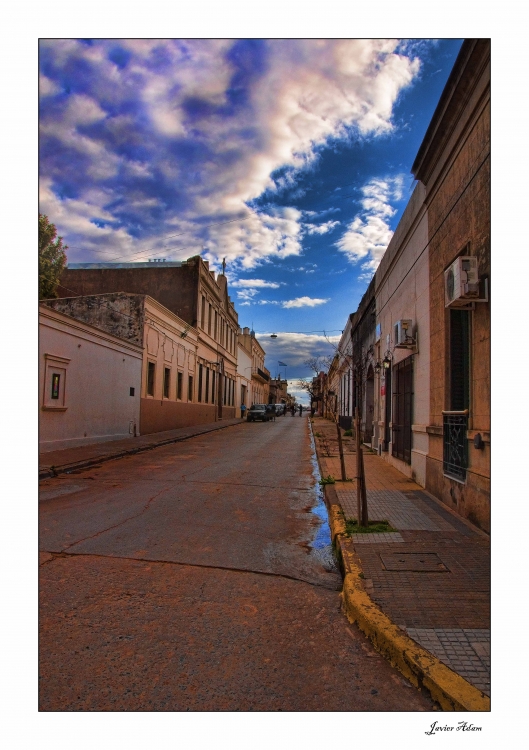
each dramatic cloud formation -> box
[335,175,405,277]
[40,39,420,266]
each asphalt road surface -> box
[39,415,435,711]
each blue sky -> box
[39,38,463,392]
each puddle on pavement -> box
[307,421,339,574]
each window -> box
[201,296,206,329]
[208,304,212,336]
[147,361,156,396]
[205,368,210,403]
[130,387,135,397]
[51,373,61,399]
[188,375,193,402]
[42,354,70,410]
[198,364,203,402]
[449,310,470,411]
[211,372,216,403]
[177,371,183,400]
[163,367,170,399]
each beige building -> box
[43,292,236,436]
[412,39,490,531]
[374,182,430,487]
[236,337,252,418]
[237,327,269,405]
[39,304,142,452]
[58,255,239,422]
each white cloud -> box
[336,175,404,275]
[305,220,340,235]
[231,278,281,289]
[282,296,329,309]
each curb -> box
[322,483,490,712]
[39,420,243,481]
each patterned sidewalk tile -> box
[405,628,490,696]
[336,488,456,531]
[351,532,404,544]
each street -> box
[39,415,435,711]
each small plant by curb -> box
[319,475,336,485]
[345,518,397,535]
[343,429,353,437]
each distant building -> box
[237,327,269,404]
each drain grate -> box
[379,552,449,572]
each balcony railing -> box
[254,367,270,383]
[443,411,468,481]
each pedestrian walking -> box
[240,404,247,419]
[266,403,275,422]
[299,404,303,417]
[291,405,295,417]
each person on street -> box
[291,405,295,416]
[240,403,247,419]
[299,404,303,416]
[266,403,276,422]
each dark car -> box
[247,404,271,422]
[274,403,286,416]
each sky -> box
[39,38,464,397]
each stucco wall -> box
[374,183,430,487]
[420,48,490,532]
[39,307,142,452]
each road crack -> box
[60,485,170,551]
[38,550,342,591]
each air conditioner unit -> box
[444,256,480,307]
[394,319,414,347]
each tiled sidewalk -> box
[311,417,491,697]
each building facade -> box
[237,327,270,405]
[374,181,430,486]
[39,304,142,452]
[43,292,236,435]
[58,255,239,421]
[412,39,490,531]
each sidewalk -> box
[311,417,490,710]
[39,418,244,480]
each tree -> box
[39,214,68,299]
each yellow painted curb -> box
[340,543,490,712]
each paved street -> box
[39,415,435,711]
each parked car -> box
[247,404,271,422]
[274,403,286,416]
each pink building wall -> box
[39,306,143,452]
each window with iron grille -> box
[163,367,170,399]
[177,371,183,400]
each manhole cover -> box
[379,552,449,572]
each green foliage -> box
[343,429,353,436]
[318,474,335,485]
[345,518,397,535]
[39,214,68,299]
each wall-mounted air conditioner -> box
[444,256,480,307]
[394,319,415,348]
